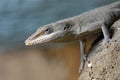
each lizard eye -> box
[44,28,53,34]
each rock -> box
[79,19,120,80]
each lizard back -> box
[73,1,120,27]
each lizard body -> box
[25,1,120,72]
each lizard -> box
[25,1,120,72]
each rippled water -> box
[0,0,118,49]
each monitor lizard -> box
[25,1,120,72]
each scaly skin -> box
[25,1,120,72]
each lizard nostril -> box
[64,27,67,30]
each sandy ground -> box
[0,35,95,80]
[0,42,81,80]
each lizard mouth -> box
[25,30,64,46]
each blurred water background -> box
[0,0,118,51]
[0,0,119,80]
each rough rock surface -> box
[79,19,120,80]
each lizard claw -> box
[97,39,113,52]
[102,39,113,46]
[99,39,112,46]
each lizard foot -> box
[99,39,112,46]
[103,39,112,43]
[79,53,87,72]
[98,39,113,52]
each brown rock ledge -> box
[79,19,120,80]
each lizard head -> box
[25,20,76,46]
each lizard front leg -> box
[101,23,110,42]
[78,21,111,72]
[79,39,87,72]
[85,20,111,42]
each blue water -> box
[0,0,118,49]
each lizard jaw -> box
[25,31,64,46]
